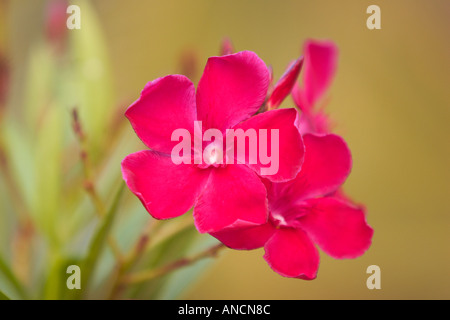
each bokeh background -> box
[1,0,449,299]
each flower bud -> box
[45,0,69,52]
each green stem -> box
[72,182,125,300]
[122,243,226,286]
[107,220,161,300]
[72,108,123,261]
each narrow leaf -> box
[74,182,125,299]
[0,290,10,300]
[0,256,27,299]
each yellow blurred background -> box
[3,0,450,299]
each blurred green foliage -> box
[0,0,216,300]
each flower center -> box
[270,212,289,228]
[202,142,226,167]
[269,201,310,229]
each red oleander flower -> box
[292,39,338,135]
[121,51,304,234]
[211,133,373,279]
[266,57,304,110]
[292,39,364,213]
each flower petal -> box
[267,57,304,110]
[331,188,365,209]
[263,228,319,279]
[193,164,268,233]
[293,40,338,111]
[230,108,304,182]
[210,222,276,250]
[121,150,210,220]
[196,51,270,132]
[219,37,234,56]
[125,75,197,154]
[298,197,373,259]
[270,133,351,202]
[297,107,332,135]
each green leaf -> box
[0,290,10,300]
[68,0,114,161]
[73,182,125,299]
[44,256,84,300]
[0,256,27,300]
[34,101,64,246]
[1,119,35,222]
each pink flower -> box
[211,133,373,279]
[121,51,305,234]
[291,39,364,213]
[292,39,338,135]
[218,39,304,111]
[266,57,304,110]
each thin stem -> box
[108,216,195,299]
[124,221,159,266]
[122,243,226,286]
[74,182,125,300]
[72,108,105,215]
[108,220,160,300]
[142,214,193,255]
[71,108,123,261]
[109,215,195,299]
